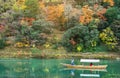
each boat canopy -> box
[80,74,100,77]
[80,59,100,63]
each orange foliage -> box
[16,0,25,5]
[79,4,107,24]
[69,38,76,46]
[39,1,46,10]
[103,0,114,6]
[96,8,107,20]
[0,24,5,32]
[93,3,107,20]
[46,4,67,25]
[79,5,94,24]
[20,17,35,26]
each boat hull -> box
[61,63,107,69]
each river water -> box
[0,58,120,78]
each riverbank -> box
[0,46,120,60]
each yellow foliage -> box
[77,46,82,52]
[44,43,50,48]
[14,42,24,48]
[91,41,97,47]
[39,1,45,10]
[46,4,67,25]
[99,27,117,49]
[13,0,26,11]
[14,42,30,48]
[103,0,114,6]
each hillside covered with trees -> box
[0,0,120,54]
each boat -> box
[61,63,107,69]
[61,59,108,69]
[61,67,107,72]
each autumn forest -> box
[0,0,120,54]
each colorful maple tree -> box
[79,5,94,24]
[79,4,107,25]
[46,4,67,26]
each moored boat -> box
[61,63,107,69]
[61,59,108,69]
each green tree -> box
[110,20,120,44]
[114,0,120,8]
[62,25,99,52]
[24,0,39,18]
[105,7,119,23]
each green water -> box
[0,58,120,78]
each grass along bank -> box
[0,46,120,60]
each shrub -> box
[64,16,79,30]
[99,27,118,50]
[114,0,120,8]
[110,20,120,44]
[15,25,47,47]
[0,0,15,14]
[104,7,119,23]
[0,38,6,49]
[62,25,87,52]
[30,47,41,53]
[97,20,109,31]
[23,0,39,18]
[50,35,62,50]
[62,25,99,52]
[32,19,53,34]
[15,18,53,47]
[12,0,26,12]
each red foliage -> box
[69,38,76,46]
[0,24,5,32]
[96,8,107,20]
[20,17,35,26]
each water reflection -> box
[0,64,9,73]
[71,70,75,76]
[62,68,106,78]
[62,60,120,78]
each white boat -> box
[61,59,108,69]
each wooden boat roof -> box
[80,59,100,63]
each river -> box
[0,58,120,78]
